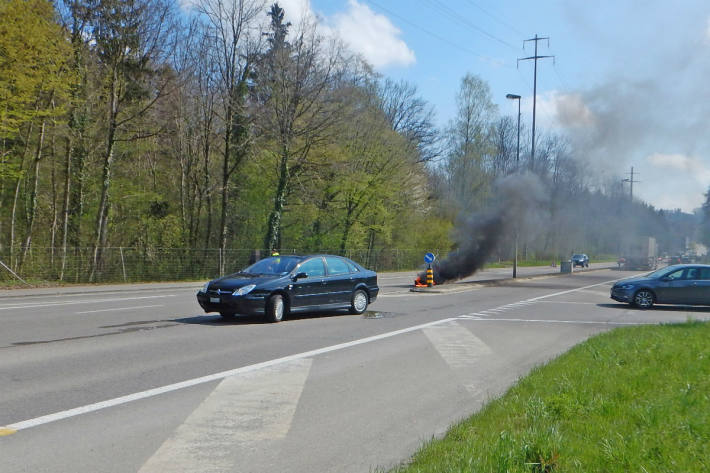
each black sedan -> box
[196,254,379,322]
[610,264,710,309]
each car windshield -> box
[242,256,301,275]
[572,254,584,259]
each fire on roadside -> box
[413,275,434,287]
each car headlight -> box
[233,284,256,296]
[618,284,635,290]
[199,282,210,293]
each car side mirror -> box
[293,272,308,281]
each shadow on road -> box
[173,310,358,326]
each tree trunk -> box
[20,117,47,267]
[9,120,36,268]
[219,108,231,269]
[91,70,119,280]
[264,150,289,253]
[60,135,72,281]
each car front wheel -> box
[219,311,236,320]
[633,289,655,309]
[350,289,369,315]
[266,294,285,323]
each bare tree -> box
[257,9,351,253]
[376,78,441,163]
[443,73,497,212]
[89,0,180,279]
[197,0,263,270]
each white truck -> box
[620,236,658,270]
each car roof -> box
[664,263,710,269]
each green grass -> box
[390,321,710,472]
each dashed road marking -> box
[77,304,165,314]
[139,359,312,473]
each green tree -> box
[87,0,179,278]
[442,73,497,213]
[196,0,262,270]
[0,0,71,259]
[257,10,351,253]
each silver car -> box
[611,264,710,309]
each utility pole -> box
[518,34,554,171]
[622,166,639,200]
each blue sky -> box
[276,0,710,213]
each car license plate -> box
[210,297,220,303]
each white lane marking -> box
[0,295,177,311]
[524,277,641,303]
[424,321,492,395]
[76,304,165,314]
[424,321,492,370]
[3,317,459,432]
[139,359,312,473]
[453,275,641,320]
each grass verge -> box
[390,321,710,472]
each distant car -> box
[610,264,710,309]
[669,255,682,264]
[196,254,379,322]
[571,254,589,268]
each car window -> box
[346,261,360,273]
[699,268,710,280]
[245,256,300,275]
[665,269,685,280]
[298,258,325,277]
[325,256,350,276]
[685,268,699,280]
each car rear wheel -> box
[350,289,369,315]
[266,294,285,323]
[633,289,655,309]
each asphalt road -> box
[2,265,708,472]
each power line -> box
[364,0,497,61]
[420,0,519,50]
[461,0,526,38]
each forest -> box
[0,0,706,283]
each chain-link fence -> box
[0,247,446,284]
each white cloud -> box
[644,153,710,211]
[647,153,710,180]
[330,0,415,69]
[276,0,314,26]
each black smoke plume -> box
[420,173,547,285]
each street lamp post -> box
[506,94,521,169]
[506,94,521,279]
